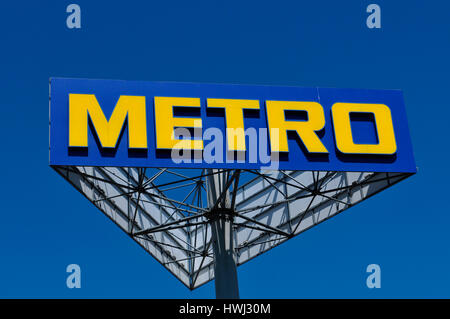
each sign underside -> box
[52,166,412,289]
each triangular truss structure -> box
[52,165,412,290]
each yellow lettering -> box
[69,94,147,149]
[207,98,260,151]
[266,101,328,153]
[154,97,203,150]
[331,103,397,155]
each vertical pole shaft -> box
[207,169,240,299]
[211,214,239,299]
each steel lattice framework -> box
[52,165,412,290]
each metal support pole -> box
[207,170,240,299]
[210,213,239,299]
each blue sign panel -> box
[49,78,416,172]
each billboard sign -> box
[50,78,416,172]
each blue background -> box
[50,78,416,172]
[0,0,448,298]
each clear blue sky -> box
[0,0,449,298]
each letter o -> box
[331,103,397,155]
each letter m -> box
[69,94,147,149]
